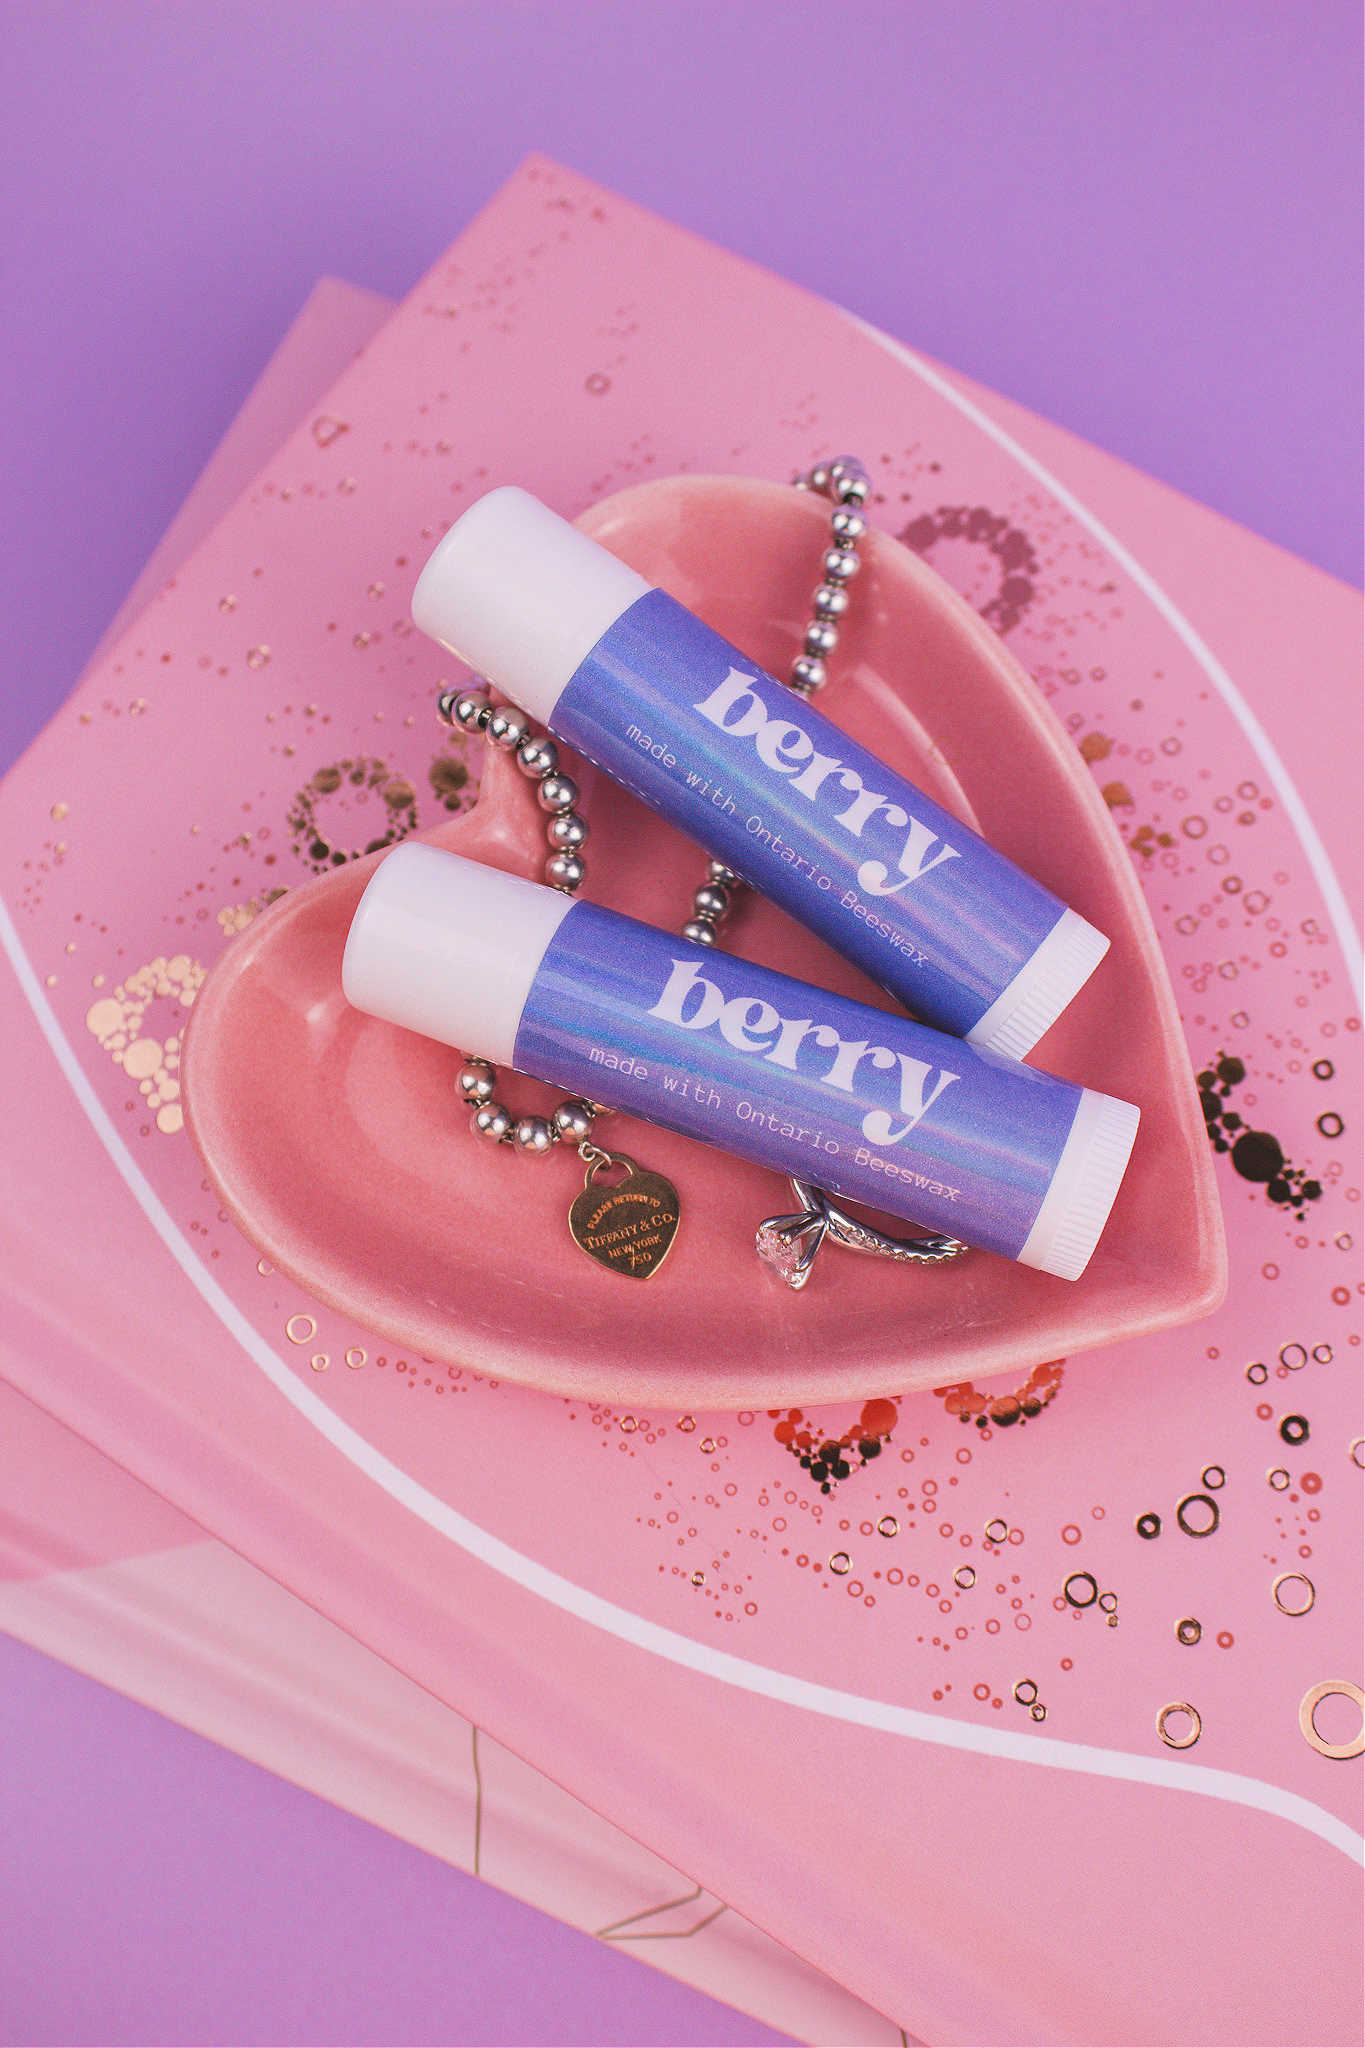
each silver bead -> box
[834,472,870,507]
[516,733,559,779]
[808,462,832,494]
[472,1101,512,1142]
[546,849,586,891]
[805,620,839,657]
[436,685,461,726]
[790,654,827,693]
[513,1114,555,1156]
[822,547,860,582]
[452,687,491,730]
[830,506,867,543]
[487,704,531,751]
[551,1098,595,1143]
[812,582,850,620]
[693,882,730,920]
[547,809,588,850]
[706,859,738,885]
[457,1059,496,1104]
[681,916,716,946]
[538,773,580,813]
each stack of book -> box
[2,160,1360,2047]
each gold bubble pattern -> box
[85,953,205,1133]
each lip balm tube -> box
[343,844,1139,1279]
[411,487,1109,1056]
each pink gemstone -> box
[755,1223,804,1284]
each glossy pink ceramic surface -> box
[183,476,1224,1405]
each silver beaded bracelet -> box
[435,459,966,1289]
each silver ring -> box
[756,1177,967,1290]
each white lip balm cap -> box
[342,842,573,1066]
[1019,1088,1140,1280]
[411,487,652,725]
[968,906,1110,1058]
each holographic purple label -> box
[550,588,1065,1035]
[514,902,1082,1260]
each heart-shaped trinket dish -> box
[183,475,1225,1408]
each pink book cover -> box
[2,160,1361,2046]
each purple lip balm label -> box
[550,588,1066,1035]
[515,902,1083,1260]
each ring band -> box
[757,1177,966,1289]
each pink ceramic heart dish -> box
[183,476,1226,1407]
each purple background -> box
[1,4,1359,2044]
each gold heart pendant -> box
[568,1151,681,1281]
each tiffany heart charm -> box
[568,1147,681,1281]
